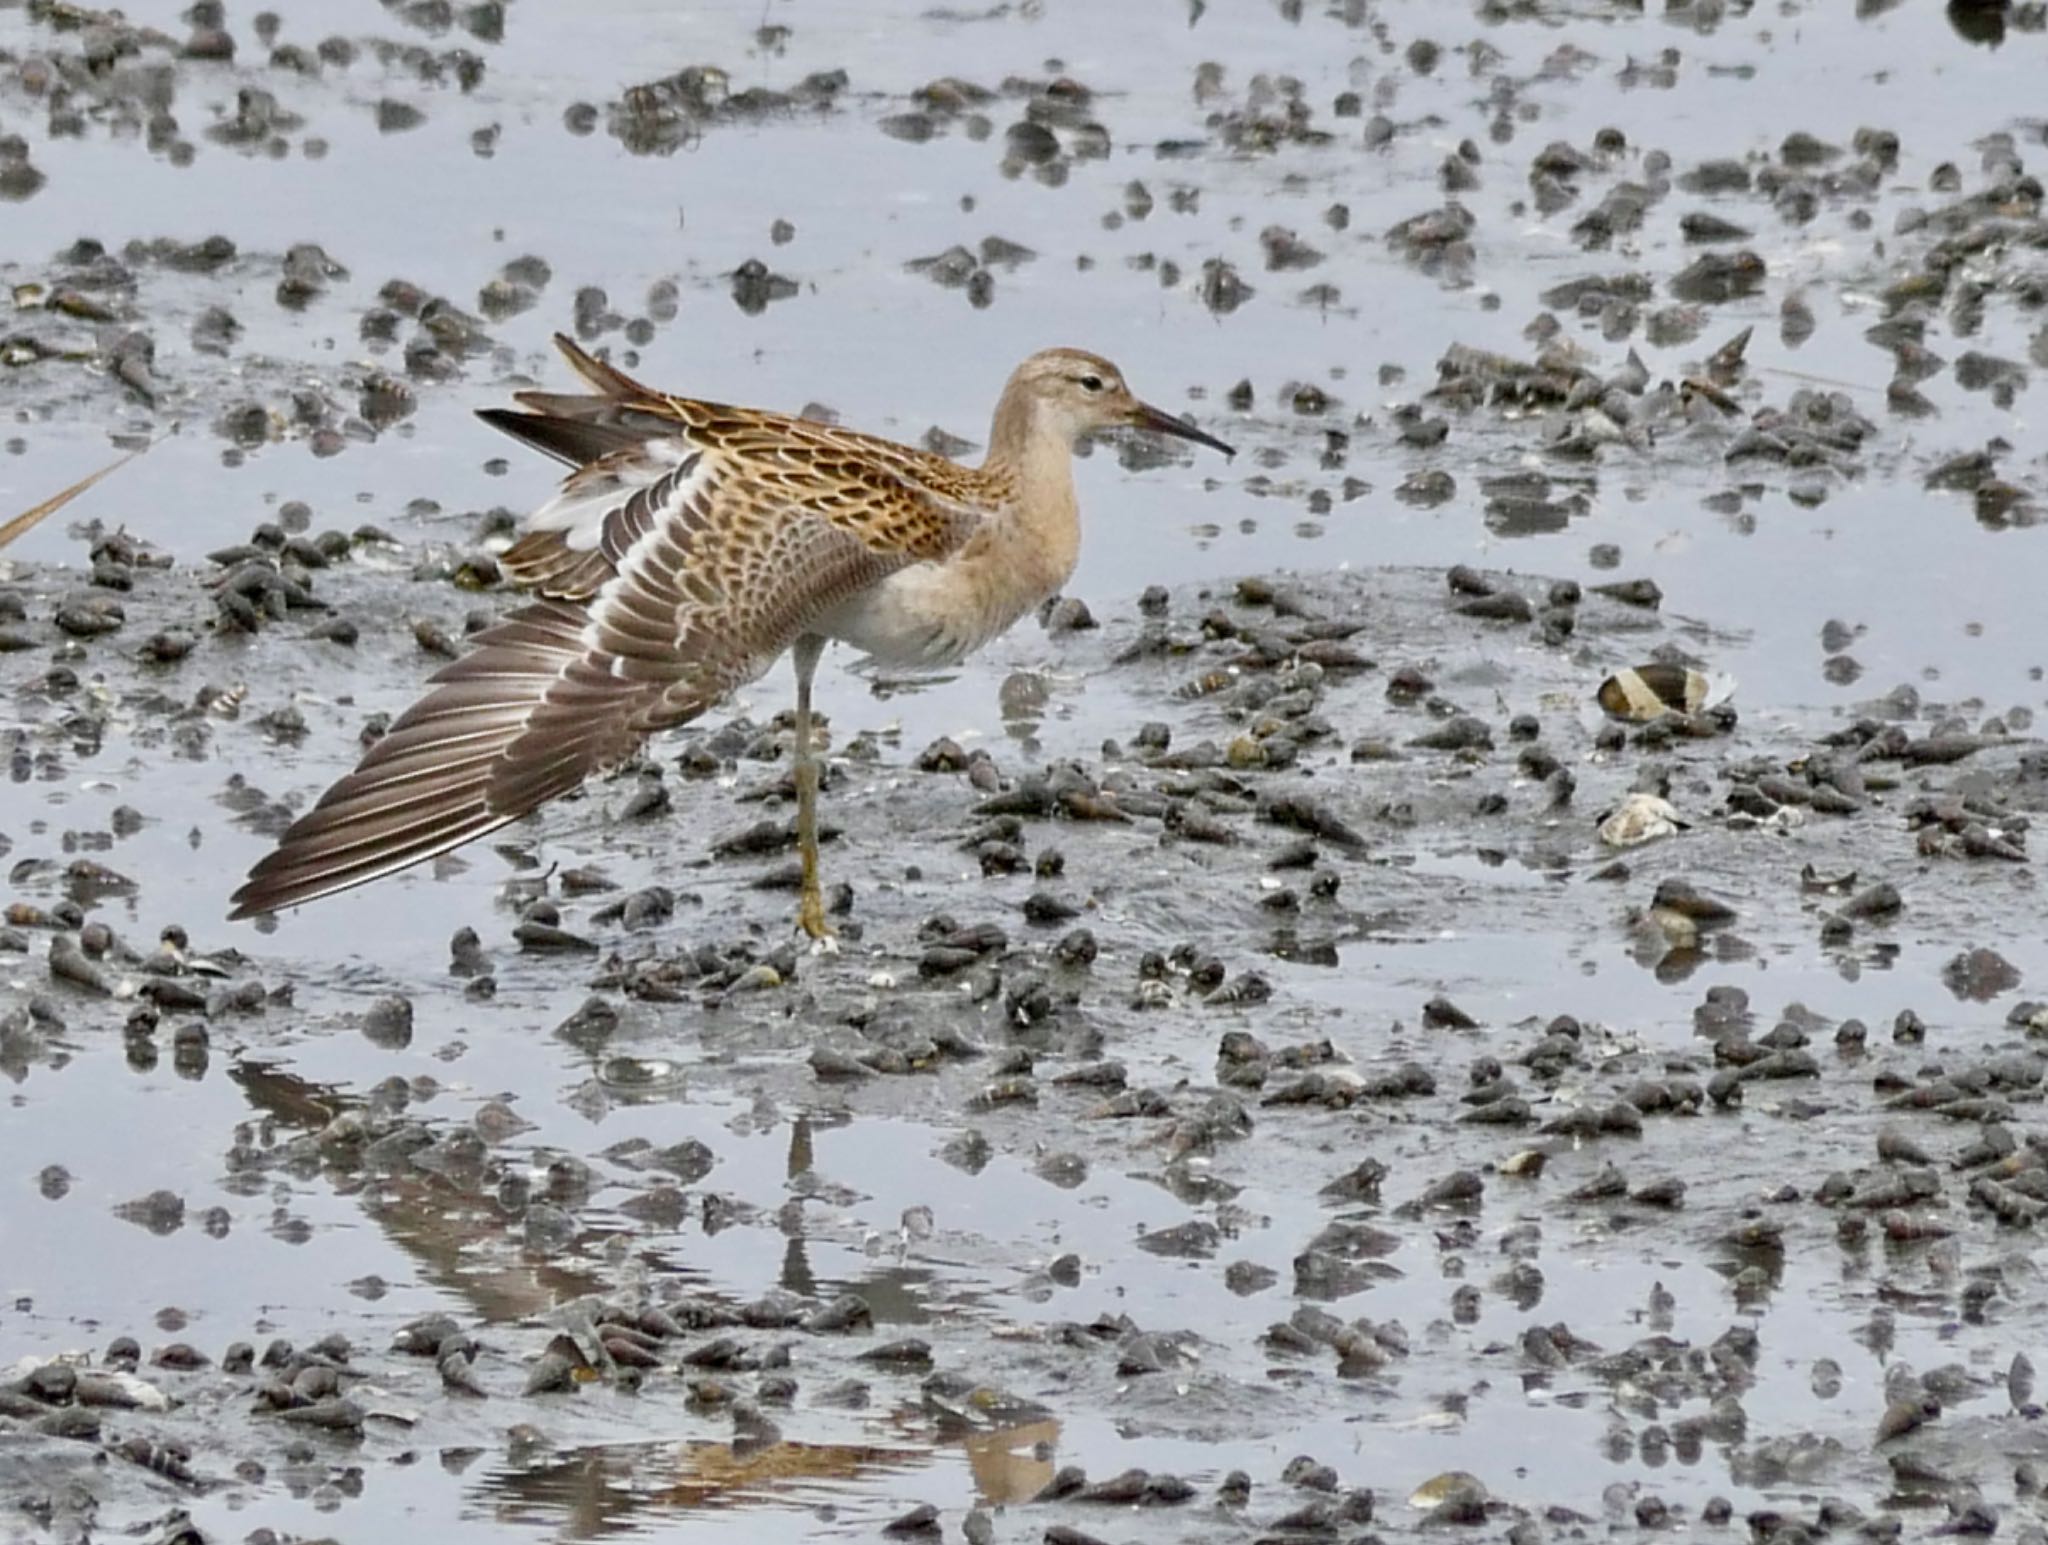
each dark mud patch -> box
[5,536,2048,1542]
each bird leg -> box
[791,633,832,940]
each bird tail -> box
[549,332,655,399]
[476,335,685,468]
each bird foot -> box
[798,890,837,948]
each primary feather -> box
[229,336,975,919]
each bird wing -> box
[229,388,975,919]
[485,335,997,598]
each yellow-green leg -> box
[791,633,833,940]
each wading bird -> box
[230,335,1234,936]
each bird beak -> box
[1127,400,1236,458]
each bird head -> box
[1010,348,1235,457]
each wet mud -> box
[4,2,2048,1543]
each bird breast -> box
[817,515,1079,669]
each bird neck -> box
[980,393,1081,591]
[984,384,1062,468]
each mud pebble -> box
[53,594,126,638]
[1652,878,1737,925]
[277,1396,365,1431]
[1005,119,1060,164]
[1877,1394,1941,1443]
[375,98,425,133]
[1042,596,1095,632]
[1943,948,2021,1002]
[361,994,414,1049]
[1839,882,1902,920]
[114,1188,186,1234]
[521,1350,580,1396]
[1260,225,1323,272]
[1423,996,1478,1030]
[393,1313,463,1356]
[1411,716,1494,753]
[1200,258,1254,315]
[881,1504,941,1536]
[1410,1471,1489,1513]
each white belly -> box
[815,560,1044,669]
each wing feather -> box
[231,356,977,918]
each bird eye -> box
[1077,374,1105,393]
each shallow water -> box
[4,1,2047,1541]
[6,0,2041,703]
